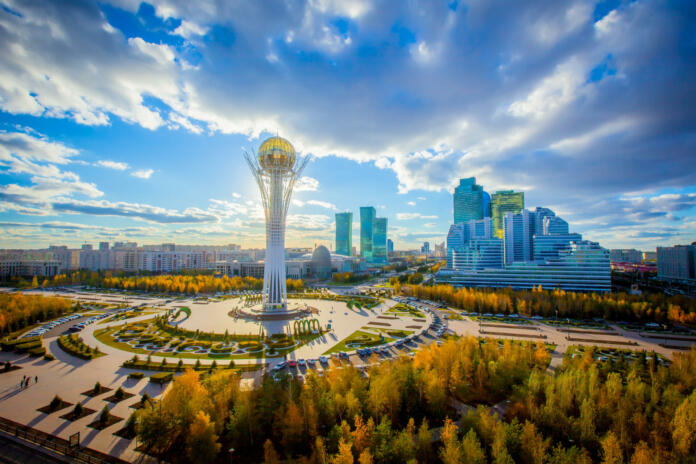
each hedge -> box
[28,347,46,357]
[57,335,101,360]
[1,336,40,351]
[149,372,173,384]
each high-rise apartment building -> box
[657,244,696,281]
[453,177,484,224]
[360,206,376,260]
[491,190,524,238]
[335,212,353,256]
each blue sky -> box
[0,0,694,251]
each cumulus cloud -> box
[396,213,438,220]
[96,160,129,170]
[131,169,154,179]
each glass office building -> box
[451,238,504,271]
[372,217,388,263]
[504,210,533,264]
[533,233,582,261]
[453,177,484,224]
[544,216,569,235]
[360,206,375,260]
[335,212,353,256]
[491,190,524,238]
[437,240,610,292]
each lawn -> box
[94,322,323,360]
[386,303,425,318]
[324,329,396,355]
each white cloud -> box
[306,200,336,210]
[407,201,416,206]
[131,169,154,179]
[396,213,438,220]
[295,176,320,191]
[96,160,129,170]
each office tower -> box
[335,212,353,256]
[657,245,696,281]
[491,190,524,238]
[453,177,484,224]
[421,242,431,254]
[387,239,394,253]
[504,210,533,265]
[372,217,388,263]
[360,206,376,259]
[533,207,555,236]
[437,240,610,292]
[482,191,491,218]
[451,239,504,271]
[99,242,109,251]
[244,135,309,312]
[544,216,569,235]
[446,223,468,268]
[468,217,493,240]
[533,233,583,261]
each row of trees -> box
[36,271,305,295]
[135,337,549,462]
[333,273,372,284]
[0,292,74,334]
[396,283,696,324]
[389,273,424,286]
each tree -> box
[439,418,462,464]
[520,421,549,464]
[672,391,696,456]
[630,441,654,464]
[332,438,354,464]
[186,411,220,464]
[263,439,280,464]
[601,432,624,464]
[461,429,487,464]
[358,449,374,464]
[415,419,432,464]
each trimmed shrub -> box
[28,347,46,357]
[43,353,55,361]
[3,361,12,372]
[149,372,173,384]
[49,395,63,410]
[127,372,144,380]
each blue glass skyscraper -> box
[372,217,388,263]
[360,206,375,260]
[335,212,352,256]
[453,177,484,224]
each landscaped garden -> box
[386,303,425,318]
[58,334,104,359]
[323,329,396,354]
[565,344,670,365]
[469,314,533,325]
[539,317,610,330]
[94,314,323,359]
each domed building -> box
[311,245,332,280]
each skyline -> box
[1,1,695,251]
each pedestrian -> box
[35,376,38,383]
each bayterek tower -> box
[244,136,309,312]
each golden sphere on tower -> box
[257,136,296,170]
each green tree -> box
[461,429,487,464]
[186,411,220,464]
[672,391,696,456]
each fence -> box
[0,415,128,464]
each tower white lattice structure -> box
[244,136,309,312]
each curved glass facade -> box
[491,190,524,238]
[453,177,484,224]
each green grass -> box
[386,303,425,318]
[95,324,323,360]
[324,330,396,355]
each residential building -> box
[453,177,484,224]
[491,190,524,238]
[335,212,353,256]
[657,244,696,281]
[610,249,643,264]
